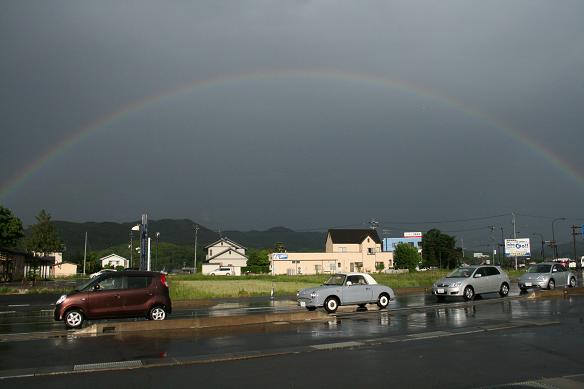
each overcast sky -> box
[1,1,583,248]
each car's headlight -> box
[56,294,66,305]
[310,292,317,299]
[450,282,462,288]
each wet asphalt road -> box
[0,287,521,335]
[0,294,583,388]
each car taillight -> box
[160,273,168,287]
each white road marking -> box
[7,305,30,307]
[74,360,142,371]
[0,311,16,315]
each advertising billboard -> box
[404,232,423,238]
[504,238,531,257]
[272,253,288,260]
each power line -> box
[379,213,511,225]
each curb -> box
[77,310,330,335]
[525,287,584,299]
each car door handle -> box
[115,295,121,299]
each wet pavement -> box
[0,286,523,335]
[0,290,576,373]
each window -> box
[98,275,124,290]
[338,246,347,252]
[486,267,500,276]
[127,276,152,289]
[337,263,341,268]
[347,275,367,285]
[475,267,490,277]
[209,249,212,256]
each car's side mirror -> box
[474,273,482,278]
[552,269,557,272]
[346,281,352,286]
[93,284,101,291]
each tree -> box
[394,243,421,271]
[421,229,462,269]
[25,209,64,255]
[0,205,24,248]
[244,248,271,273]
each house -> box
[270,229,394,275]
[202,237,248,276]
[49,251,77,277]
[99,253,129,269]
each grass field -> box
[0,269,528,299]
[168,271,452,300]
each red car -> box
[54,270,172,329]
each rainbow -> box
[2,68,583,199]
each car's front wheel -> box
[65,309,84,329]
[499,283,509,297]
[569,277,576,288]
[149,306,167,321]
[463,286,474,301]
[377,293,390,309]
[324,297,339,313]
[548,279,555,290]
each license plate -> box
[300,301,306,307]
[437,288,445,294]
[525,282,532,287]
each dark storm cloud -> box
[1,0,583,247]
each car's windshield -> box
[527,264,551,273]
[324,274,346,286]
[75,278,97,291]
[446,267,476,278]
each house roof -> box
[204,237,246,250]
[99,253,128,262]
[327,229,382,244]
[206,247,249,262]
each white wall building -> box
[202,237,248,276]
[270,229,393,275]
[100,253,129,269]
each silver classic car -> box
[518,262,577,292]
[297,272,395,313]
[432,265,511,301]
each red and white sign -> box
[404,232,423,238]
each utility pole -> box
[571,225,582,270]
[194,224,200,274]
[499,227,504,265]
[129,230,133,268]
[489,226,495,265]
[139,214,148,271]
[83,231,87,275]
[512,213,517,270]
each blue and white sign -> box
[273,253,288,260]
[504,238,531,257]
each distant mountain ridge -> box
[42,219,326,256]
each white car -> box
[89,269,116,278]
[210,267,233,276]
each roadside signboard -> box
[272,253,288,260]
[404,232,423,238]
[504,238,531,257]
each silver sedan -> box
[518,262,577,291]
[432,265,511,301]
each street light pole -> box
[532,233,545,261]
[155,232,160,271]
[194,224,199,274]
[551,217,567,260]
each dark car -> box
[54,270,172,329]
